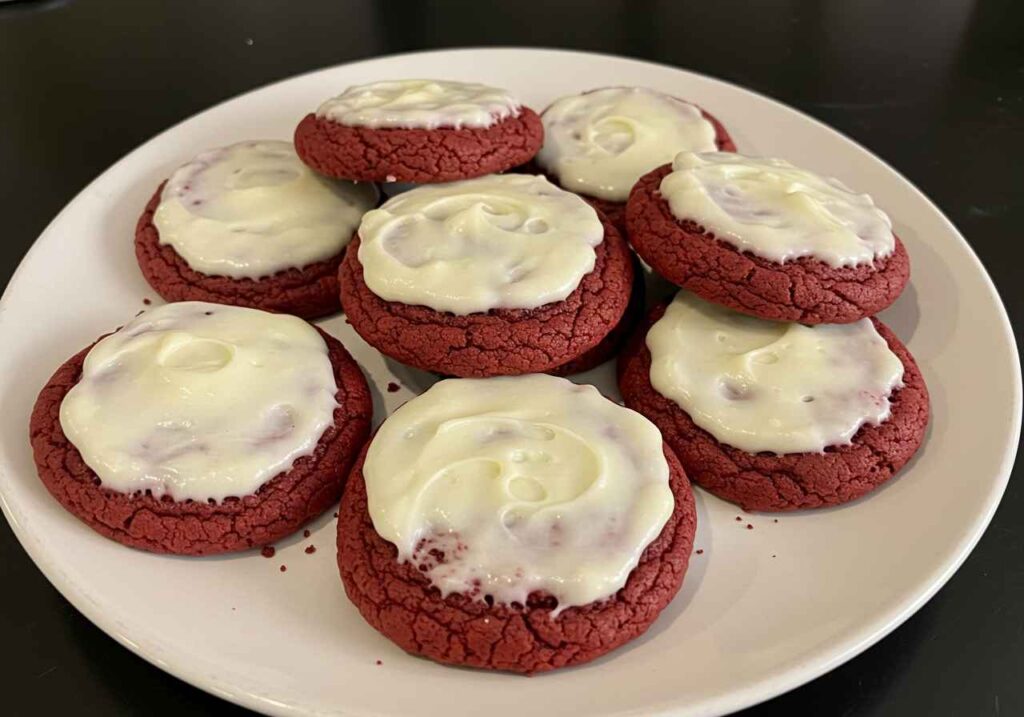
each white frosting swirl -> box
[659,152,895,267]
[646,292,905,454]
[316,79,521,130]
[357,174,604,315]
[364,374,674,614]
[537,87,718,202]
[59,302,338,502]
[154,141,378,279]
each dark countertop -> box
[1,0,1021,714]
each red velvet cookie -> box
[540,103,736,235]
[340,213,634,378]
[618,303,930,511]
[336,441,696,674]
[626,164,911,324]
[135,184,357,320]
[30,328,372,555]
[294,109,544,184]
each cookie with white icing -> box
[336,374,697,673]
[534,87,736,231]
[30,302,373,554]
[618,292,930,511]
[294,80,544,183]
[340,174,634,377]
[135,140,379,318]
[626,153,910,323]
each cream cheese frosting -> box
[357,174,604,315]
[59,302,338,502]
[154,140,378,279]
[646,291,904,454]
[363,374,674,614]
[659,152,895,267]
[316,79,521,130]
[537,87,718,202]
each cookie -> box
[294,79,543,183]
[626,158,910,324]
[340,175,634,377]
[533,88,736,234]
[618,300,930,511]
[336,375,697,673]
[30,303,373,554]
[135,141,378,319]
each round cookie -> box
[336,377,697,674]
[340,213,634,378]
[533,88,736,233]
[136,186,353,319]
[136,141,379,319]
[294,80,544,183]
[626,163,910,324]
[342,174,634,377]
[30,312,373,555]
[617,302,930,512]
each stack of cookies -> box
[29,78,928,675]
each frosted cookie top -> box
[59,302,338,502]
[363,374,674,614]
[646,292,904,454]
[659,152,895,267]
[154,140,377,279]
[537,87,718,202]
[357,174,604,315]
[316,79,521,130]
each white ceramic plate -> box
[0,48,1019,717]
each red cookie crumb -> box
[337,443,697,674]
[375,660,383,666]
[303,529,311,538]
[746,524,754,530]
[305,545,317,554]
[625,165,911,324]
[261,546,276,558]
[142,298,152,305]
[294,109,544,184]
[386,382,400,393]
[617,303,930,511]
[30,328,373,555]
[280,565,288,572]
[340,213,634,378]
[135,183,360,319]
[695,549,704,555]
[537,101,736,236]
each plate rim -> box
[1,46,1020,717]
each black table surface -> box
[2,0,1021,714]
